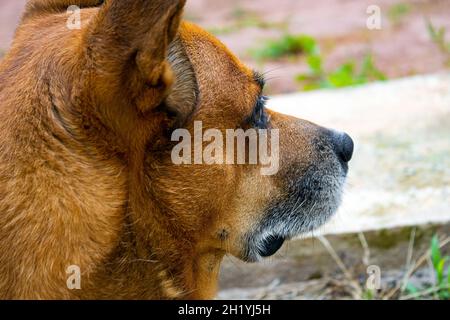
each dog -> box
[0,0,353,299]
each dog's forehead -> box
[173,21,260,121]
[177,22,255,84]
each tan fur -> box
[0,1,344,299]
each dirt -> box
[1,1,450,93]
[185,0,450,94]
[219,223,450,300]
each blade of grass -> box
[358,232,370,266]
[318,236,363,299]
[383,236,450,300]
[400,284,450,300]
[400,227,416,293]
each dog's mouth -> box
[241,164,346,262]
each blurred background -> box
[1,0,449,300]
[2,0,450,92]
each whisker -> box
[261,65,287,75]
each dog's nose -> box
[331,131,354,163]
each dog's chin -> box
[240,168,346,263]
[241,205,339,263]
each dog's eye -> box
[248,95,269,129]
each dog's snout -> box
[331,131,354,163]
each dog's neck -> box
[79,208,224,299]
[125,210,225,299]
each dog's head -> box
[146,22,354,263]
[12,2,352,264]
[0,0,354,299]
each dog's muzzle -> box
[242,129,354,262]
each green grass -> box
[230,6,250,20]
[405,235,450,300]
[430,235,450,299]
[249,34,317,61]
[388,3,411,25]
[296,51,387,91]
[208,8,287,36]
[426,19,450,66]
[208,20,286,36]
[251,34,387,90]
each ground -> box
[185,0,450,94]
[219,224,450,299]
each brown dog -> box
[0,0,353,299]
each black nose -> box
[332,131,354,163]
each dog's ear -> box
[164,37,198,126]
[85,0,186,113]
